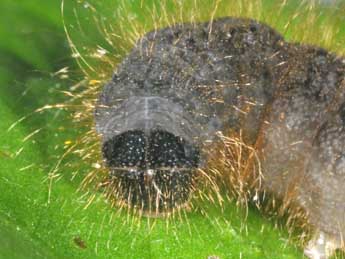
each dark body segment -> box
[95,17,345,250]
[96,18,285,152]
[259,42,345,249]
[260,43,345,199]
[300,110,345,237]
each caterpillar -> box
[52,0,345,258]
[94,15,345,259]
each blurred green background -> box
[0,0,343,258]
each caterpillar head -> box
[96,96,201,214]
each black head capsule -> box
[96,96,200,212]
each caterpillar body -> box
[94,17,345,258]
